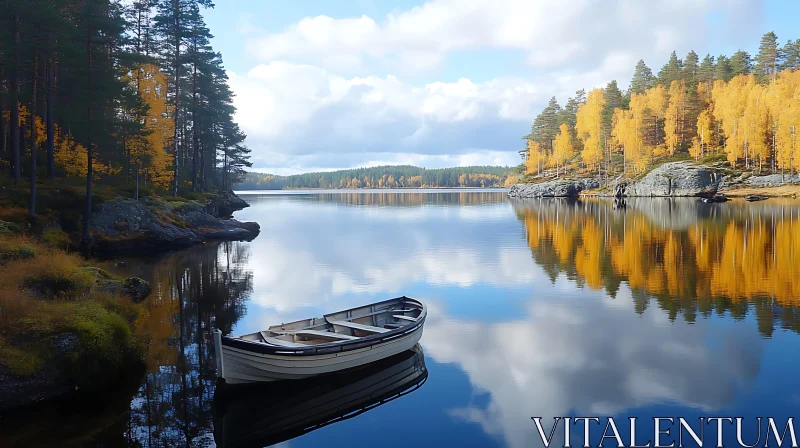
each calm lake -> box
[5,190,800,447]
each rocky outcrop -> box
[216,190,250,217]
[624,162,722,197]
[91,195,259,256]
[508,178,601,198]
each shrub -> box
[0,239,36,263]
[42,229,72,249]
[701,153,728,164]
[0,236,148,380]
[22,252,95,298]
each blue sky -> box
[200,0,799,175]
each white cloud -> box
[228,62,547,171]
[245,0,760,74]
[229,0,762,172]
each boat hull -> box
[217,320,424,384]
[215,345,427,448]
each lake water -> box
[5,190,800,447]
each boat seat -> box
[326,308,416,322]
[273,329,359,341]
[260,332,306,347]
[393,315,417,322]
[328,320,390,333]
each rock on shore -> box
[508,178,601,198]
[91,194,259,255]
[623,162,721,197]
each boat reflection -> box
[213,344,428,448]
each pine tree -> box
[630,59,654,94]
[697,54,716,88]
[730,50,753,77]
[783,39,800,71]
[154,0,214,196]
[602,80,623,140]
[683,50,699,86]
[716,55,734,82]
[755,31,781,84]
[8,9,21,183]
[558,89,585,130]
[528,97,562,153]
[0,0,250,209]
[184,10,214,191]
[658,51,683,86]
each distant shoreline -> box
[235,186,510,192]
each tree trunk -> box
[223,152,228,190]
[191,40,199,191]
[82,30,94,254]
[198,130,205,191]
[46,58,56,179]
[172,1,181,197]
[0,80,5,156]
[29,50,38,217]
[10,14,21,183]
[135,162,140,200]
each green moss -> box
[147,206,190,229]
[0,241,36,263]
[0,337,45,376]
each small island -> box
[509,31,800,200]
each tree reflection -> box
[247,191,509,207]
[124,242,252,447]
[514,198,800,337]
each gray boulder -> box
[625,162,721,197]
[91,196,260,255]
[743,174,800,188]
[508,178,601,198]
[122,277,151,302]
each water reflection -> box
[423,293,764,448]
[214,345,427,448]
[6,192,800,447]
[513,198,800,336]
[233,192,531,315]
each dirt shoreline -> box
[720,185,800,197]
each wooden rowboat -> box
[214,344,427,448]
[213,296,426,384]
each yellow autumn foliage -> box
[576,88,605,169]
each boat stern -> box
[214,329,225,379]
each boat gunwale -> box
[220,296,426,357]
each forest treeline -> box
[0,0,250,249]
[235,165,517,190]
[523,32,800,178]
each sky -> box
[201,0,800,175]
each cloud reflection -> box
[421,287,763,448]
[239,195,538,312]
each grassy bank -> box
[0,232,148,409]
